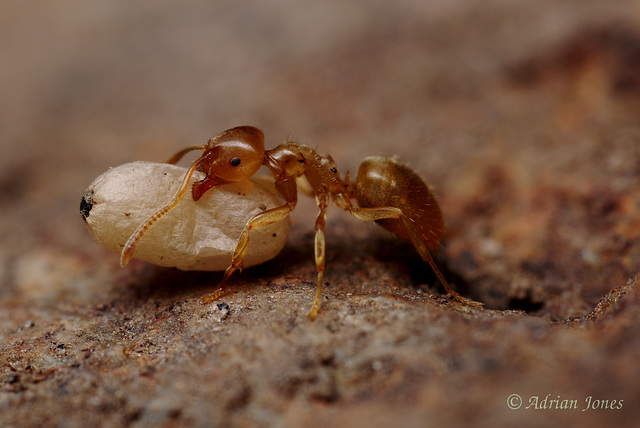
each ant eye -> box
[230,157,241,167]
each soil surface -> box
[1,1,639,427]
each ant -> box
[120,126,481,319]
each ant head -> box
[121,126,267,266]
[192,126,265,200]
[200,126,265,181]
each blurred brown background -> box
[1,1,640,427]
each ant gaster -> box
[121,126,481,319]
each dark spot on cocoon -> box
[80,190,94,220]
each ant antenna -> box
[120,151,206,267]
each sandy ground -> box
[1,1,640,427]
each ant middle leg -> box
[307,193,329,320]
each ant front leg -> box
[202,175,298,305]
[202,202,295,304]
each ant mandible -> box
[120,126,481,319]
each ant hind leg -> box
[347,206,482,307]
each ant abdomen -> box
[355,156,445,250]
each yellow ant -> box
[120,126,481,319]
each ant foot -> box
[203,287,226,304]
[451,293,484,307]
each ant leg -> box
[202,203,294,304]
[348,206,482,307]
[203,177,298,304]
[295,177,315,197]
[307,193,329,320]
[397,215,482,307]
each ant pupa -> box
[81,161,289,271]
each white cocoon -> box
[81,161,289,271]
